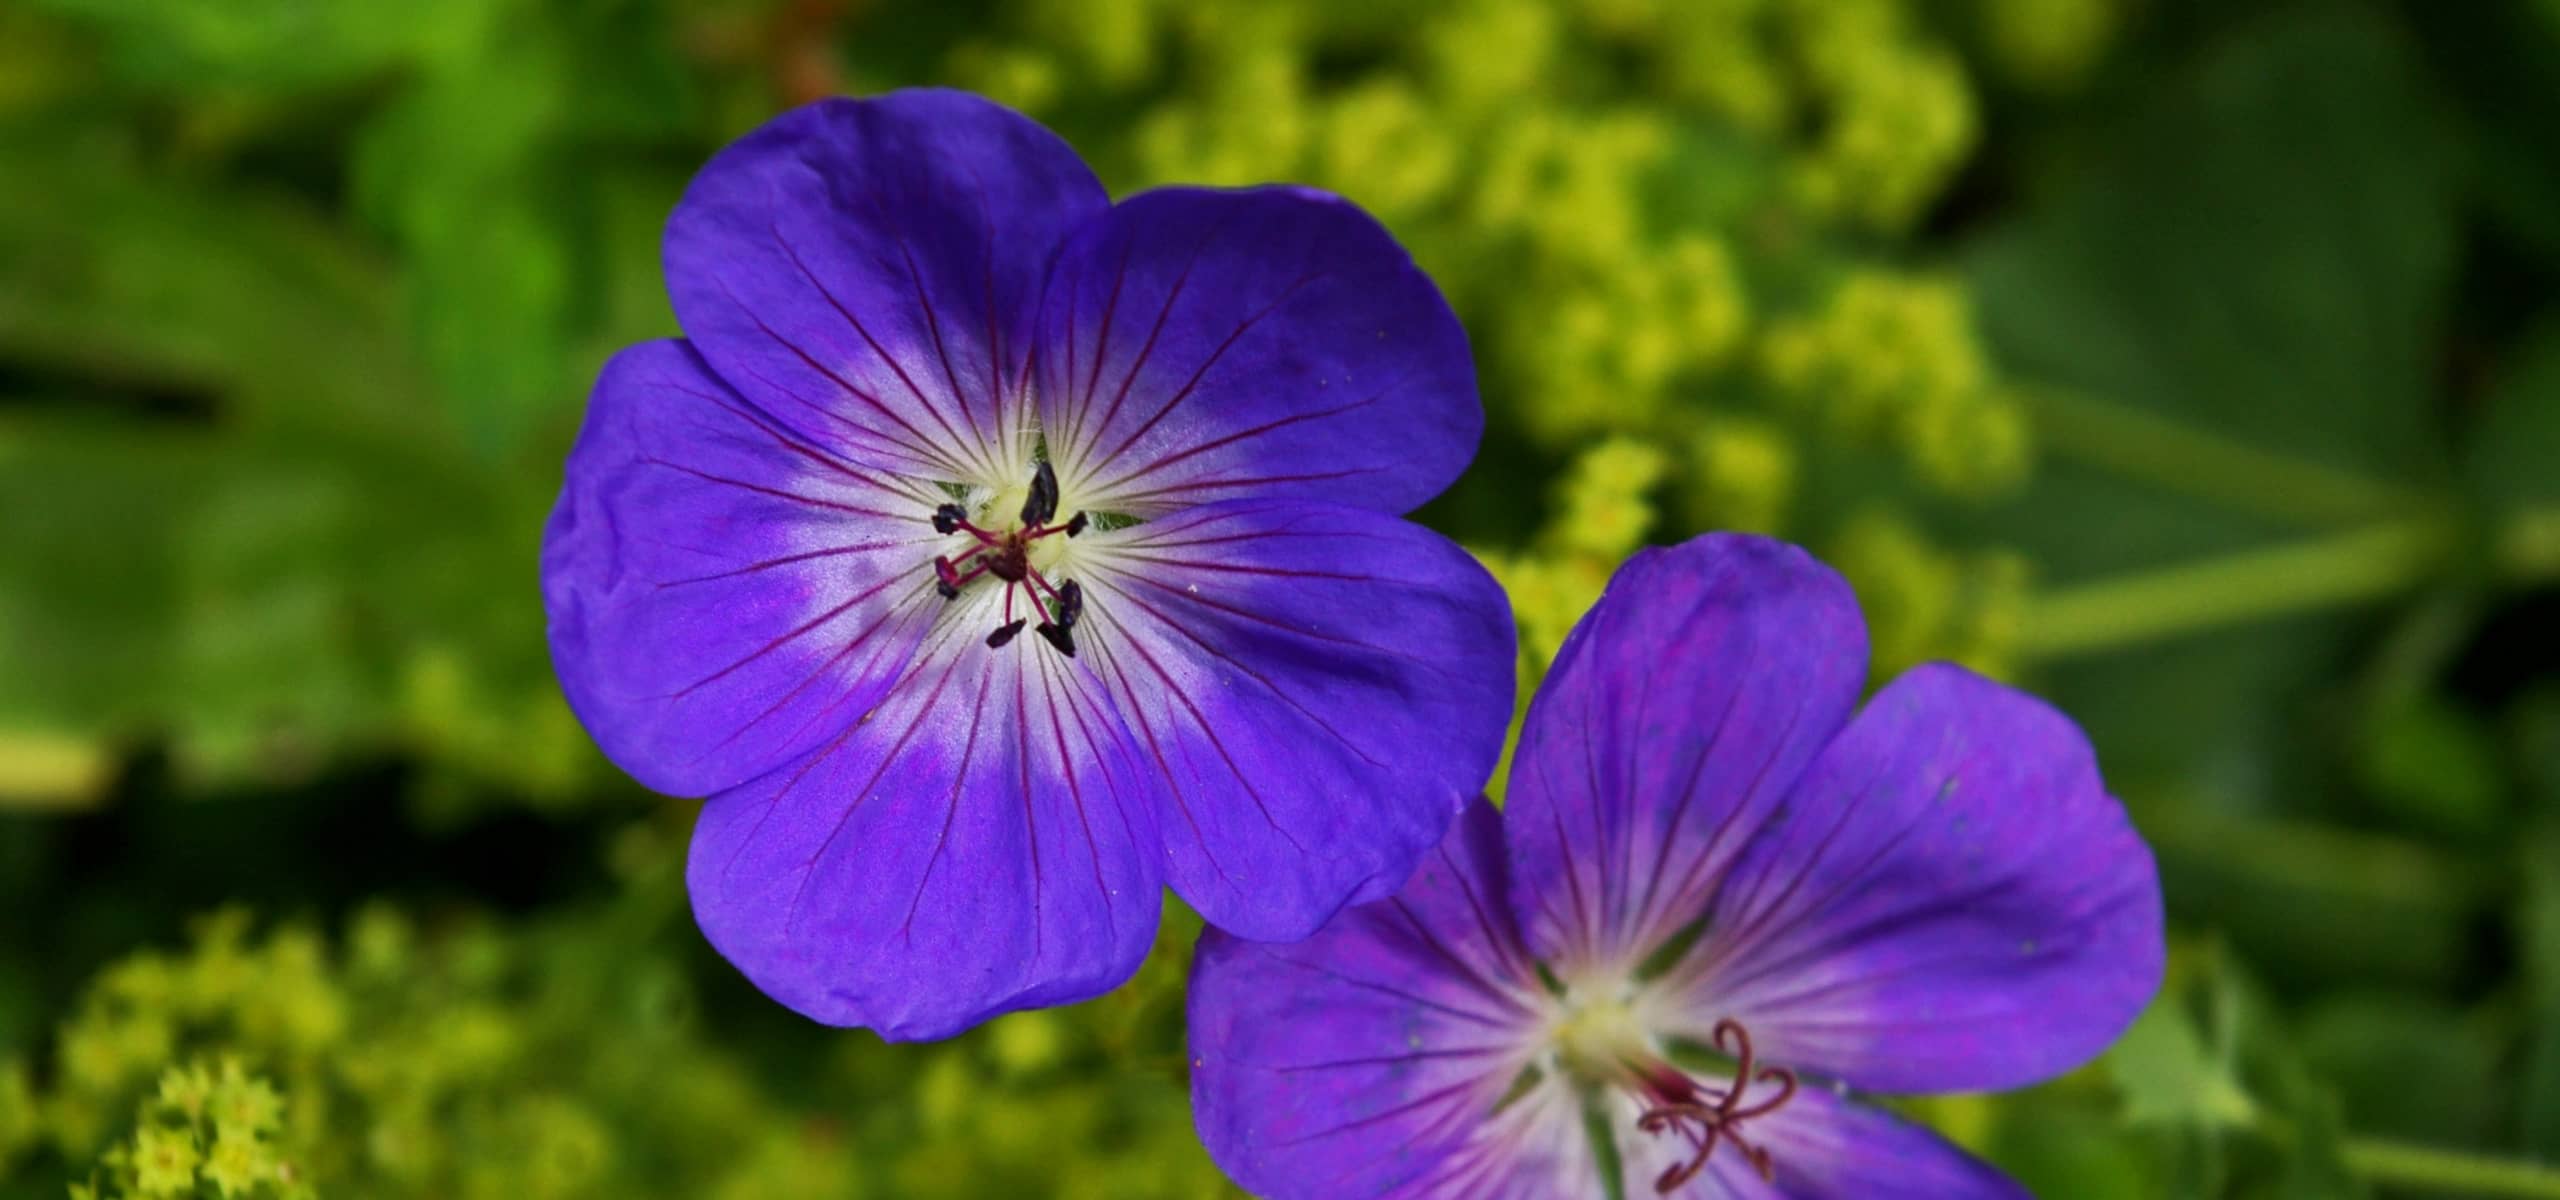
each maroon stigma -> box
[1629,1018,1799,1192]
[929,460,1088,657]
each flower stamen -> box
[1021,458,1061,527]
[1632,1018,1799,1192]
[928,461,1090,657]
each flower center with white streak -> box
[1545,981,1801,1193]
[1550,988,1651,1085]
[929,459,1092,657]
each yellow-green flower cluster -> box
[1826,508,2033,682]
[1476,444,2025,718]
[933,0,2049,705]
[1761,270,2033,498]
[395,644,601,818]
[1780,0,1978,231]
[2,1057,34,1174]
[1976,0,2124,92]
[45,911,342,1159]
[1684,415,1799,537]
[1508,229,1750,446]
[74,1059,302,1200]
[945,0,2010,461]
[1478,438,1673,676]
[19,819,1235,1199]
[1466,438,1671,806]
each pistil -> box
[1630,1018,1799,1191]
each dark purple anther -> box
[927,470,1079,655]
[1053,580,1084,631]
[1034,622,1076,658]
[1063,512,1089,538]
[1021,460,1060,528]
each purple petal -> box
[1189,800,1572,1199]
[543,340,943,796]
[664,89,1105,482]
[1503,535,1868,975]
[1658,663,2164,1094]
[1032,186,1479,517]
[686,622,1163,1040]
[1075,500,1515,941]
[1616,1086,2028,1199]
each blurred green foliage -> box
[4,0,2560,1196]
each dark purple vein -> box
[1078,270,1329,482]
[710,268,967,478]
[1082,388,1392,500]
[767,225,988,478]
[1104,584,1391,771]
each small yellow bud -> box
[1828,510,1958,681]
[200,1129,272,1199]
[1689,418,1798,535]
[210,1063,284,1137]
[989,1010,1066,1076]
[131,1125,199,1196]
[155,1062,217,1121]
[1983,0,2121,92]
[1317,82,1456,217]
[1422,0,1559,115]
[945,43,1062,114]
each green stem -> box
[2020,506,2560,661]
[2025,387,2429,525]
[2252,1112,2560,1198]
[2344,1136,2560,1198]
[2020,517,2458,660]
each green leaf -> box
[2471,321,2560,510]
[348,0,694,457]
[23,0,498,91]
[1987,1105,2162,1200]
[2297,993,2499,1150]
[2139,799,2487,990]
[2403,3,2560,266]
[2110,998,2255,1130]
[0,128,429,438]
[1970,5,2459,484]
[2352,693,2509,842]
[1960,6,2466,856]
[2517,827,2560,1159]
[0,416,196,733]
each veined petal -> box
[1074,500,1515,941]
[1504,535,1868,977]
[665,89,1105,483]
[1033,186,1479,517]
[1660,664,2163,1094]
[1387,1082,1613,1199]
[1615,1085,2028,1199]
[1189,800,1563,1200]
[543,340,943,796]
[686,618,1164,1041]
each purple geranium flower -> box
[541,89,1514,1040]
[1190,534,2163,1197]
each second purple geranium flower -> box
[542,89,1514,1039]
[1190,534,2164,1197]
